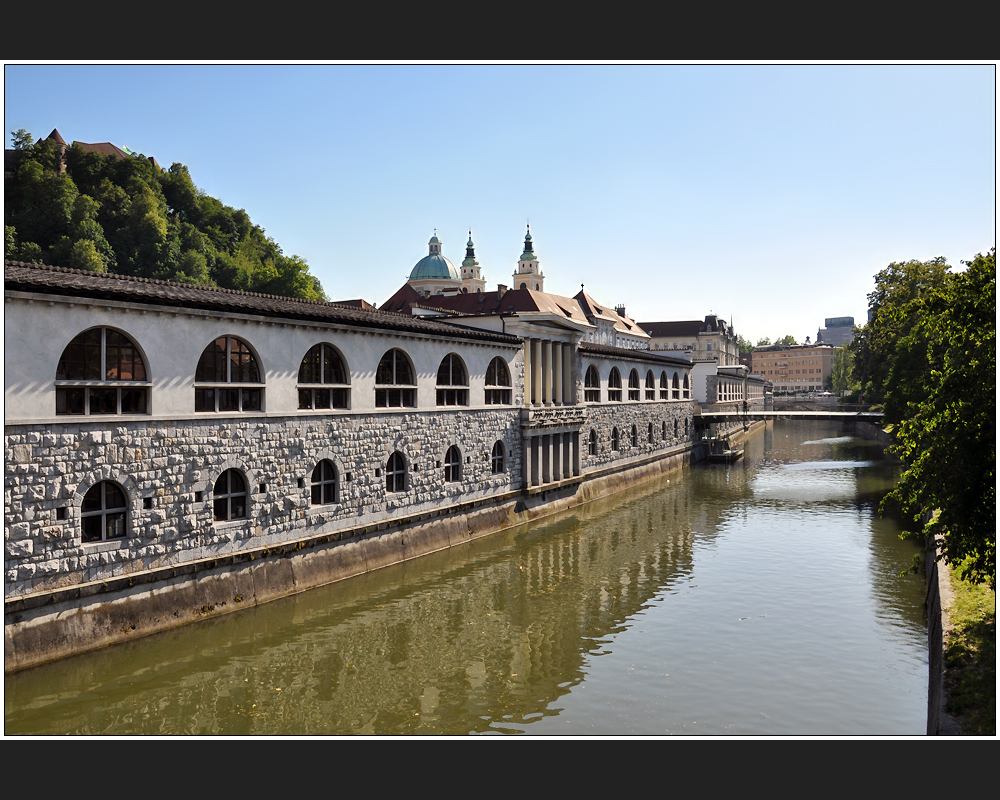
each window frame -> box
[611,427,620,451]
[608,368,622,402]
[375,349,416,408]
[491,441,505,474]
[659,370,669,400]
[310,459,338,506]
[55,327,151,417]
[444,445,462,482]
[81,480,128,543]
[195,336,264,414]
[386,451,407,493]
[645,370,655,400]
[584,365,601,403]
[628,369,640,401]
[298,343,350,411]
[213,469,248,522]
[589,429,598,456]
[436,354,469,407]
[485,357,512,405]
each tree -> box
[830,346,855,394]
[737,335,755,355]
[883,250,995,587]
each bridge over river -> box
[698,410,884,423]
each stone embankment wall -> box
[582,401,693,472]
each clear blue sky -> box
[5,64,995,344]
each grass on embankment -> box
[944,561,996,735]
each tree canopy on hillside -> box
[5,129,327,301]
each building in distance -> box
[637,315,739,365]
[816,316,855,347]
[751,342,836,393]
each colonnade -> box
[525,431,581,488]
[523,338,575,406]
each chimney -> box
[497,284,507,298]
[615,304,626,317]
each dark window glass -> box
[585,365,600,402]
[485,357,512,405]
[491,441,505,474]
[612,428,620,450]
[213,469,248,521]
[56,328,149,416]
[629,370,640,401]
[589,429,598,456]
[195,337,263,413]
[311,460,338,505]
[376,350,415,407]
[444,445,461,482]
[608,369,622,402]
[80,481,127,543]
[386,452,406,493]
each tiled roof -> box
[637,320,706,337]
[579,342,691,367]
[381,285,592,326]
[574,290,648,338]
[4,261,521,345]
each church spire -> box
[460,230,486,294]
[513,224,544,292]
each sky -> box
[4,64,996,344]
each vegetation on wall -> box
[5,129,327,301]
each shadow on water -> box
[5,420,927,735]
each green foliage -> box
[755,337,771,347]
[880,250,995,587]
[4,129,326,300]
[737,335,755,354]
[943,561,995,734]
[830,346,856,394]
[774,334,797,346]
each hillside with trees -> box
[5,129,327,301]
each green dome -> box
[409,253,460,281]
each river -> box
[4,420,928,735]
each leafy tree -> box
[755,337,771,347]
[737,335,755,355]
[883,250,995,587]
[830,346,855,394]
[775,334,797,346]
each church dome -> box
[409,253,460,281]
[408,234,461,282]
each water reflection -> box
[5,421,927,735]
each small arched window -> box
[608,368,622,402]
[662,420,667,440]
[628,369,640,401]
[56,327,149,415]
[213,469,247,521]
[660,371,669,400]
[612,427,620,451]
[386,452,406,493]
[196,336,262,413]
[298,343,349,410]
[645,370,655,400]
[376,349,416,408]
[589,429,598,456]
[485,357,512,405]
[491,441,505,474]
[81,481,128,543]
[674,419,679,437]
[444,445,461,482]
[519,282,527,290]
[584,365,600,402]
[631,424,638,447]
[672,372,680,400]
[683,374,690,399]
[311,460,338,505]
[648,422,654,444]
[436,354,468,406]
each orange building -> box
[750,343,836,393]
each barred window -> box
[56,328,150,416]
[81,481,128,543]
[298,343,349,410]
[436,354,468,406]
[376,349,416,408]
[195,336,262,413]
[485,357,512,405]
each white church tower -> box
[512,225,544,292]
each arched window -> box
[648,422,654,444]
[485,357,512,405]
[645,370,655,400]
[662,420,667,440]
[386,452,407,493]
[376,349,416,408]
[491,441,505,474]
[584,365,601,402]
[683,374,690,399]
[674,419,679,437]
[628,369,640,401]
[56,328,149,415]
[612,427,620,451]
[608,368,622,402]
[81,481,128,543]
[298,343,349,409]
[444,445,462,482]
[213,469,247,521]
[684,418,689,434]
[519,282,527,290]
[631,424,638,447]
[589,429,598,456]
[195,336,262,413]
[660,371,669,400]
[311,460,338,505]
[436,354,468,406]
[672,372,680,400]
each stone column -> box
[524,437,533,489]
[532,339,542,406]
[553,344,563,406]
[553,432,563,482]
[573,432,581,476]
[562,343,574,404]
[541,434,551,484]
[542,340,552,406]
[523,339,532,407]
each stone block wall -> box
[5,407,522,598]
[581,400,693,471]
